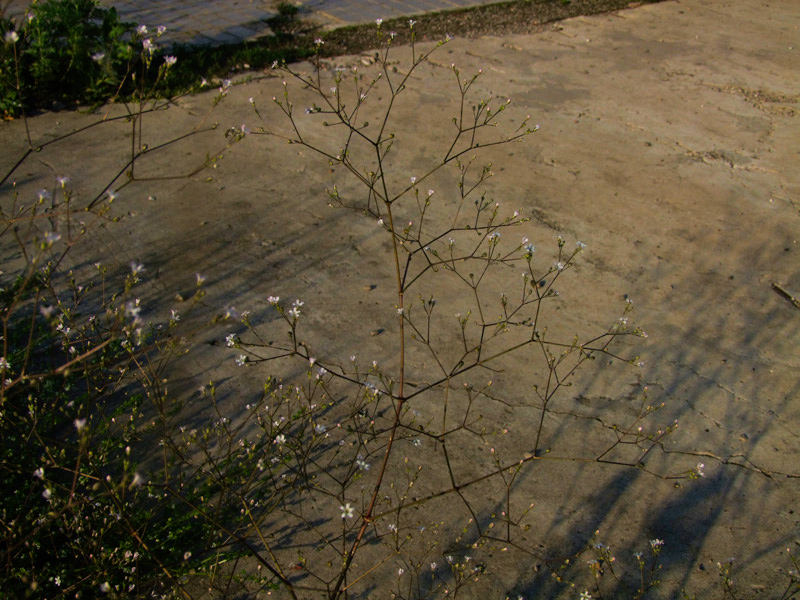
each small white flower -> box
[275,434,286,445]
[74,418,87,431]
[235,354,247,367]
[130,261,145,276]
[142,38,154,52]
[5,30,19,43]
[225,333,236,347]
[56,175,70,187]
[137,24,148,35]
[356,455,370,471]
[42,488,52,500]
[157,25,167,36]
[99,581,111,593]
[397,308,403,315]
[130,472,143,487]
[340,502,355,518]
[579,591,592,600]
[54,576,61,586]
[125,300,141,320]
[650,539,664,549]
[164,55,177,66]
[576,241,586,249]
[398,568,404,576]
[196,272,206,285]
[375,18,383,26]
[183,551,192,561]
[34,467,44,479]
[41,230,60,247]
[430,561,437,570]
[267,295,280,304]
[556,261,565,271]
[288,299,303,318]
[410,176,417,184]
[409,19,416,27]
[170,309,180,323]
[377,218,384,226]
[314,38,324,45]
[427,189,434,196]
[696,462,705,477]
[91,51,105,62]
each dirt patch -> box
[319,0,664,55]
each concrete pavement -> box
[1,0,798,596]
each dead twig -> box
[771,283,800,310]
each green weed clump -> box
[1,0,133,114]
[0,0,318,117]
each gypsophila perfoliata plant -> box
[190,21,688,598]
[0,39,242,597]
[0,177,216,598]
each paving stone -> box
[2,0,499,47]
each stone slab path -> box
[3,0,501,46]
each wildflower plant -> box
[209,22,676,597]
[0,0,189,118]
[0,24,233,597]
[0,0,133,115]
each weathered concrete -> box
[1,0,798,597]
